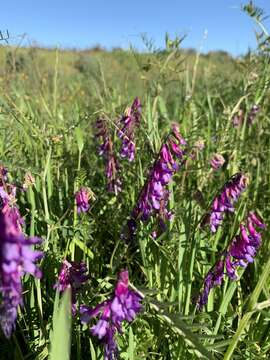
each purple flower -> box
[197,259,224,309]
[80,270,142,360]
[118,97,142,162]
[0,185,24,232]
[125,124,187,239]
[210,154,225,170]
[75,187,90,213]
[54,260,89,315]
[198,212,265,308]
[201,173,249,233]
[96,118,122,195]
[225,212,266,279]
[0,212,43,338]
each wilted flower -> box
[197,212,265,309]
[0,166,8,185]
[96,118,122,195]
[232,109,244,127]
[124,124,187,240]
[118,97,142,162]
[247,104,260,125]
[201,173,249,233]
[80,270,142,360]
[75,187,90,213]
[194,138,205,151]
[22,172,35,191]
[210,154,225,170]
[0,212,43,338]
[232,105,260,127]
[54,259,89,315]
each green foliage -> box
[49,290,71,360]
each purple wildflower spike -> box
[210,154,225,170]
[118,97,142,162]
[80,270,142,360]
[54,260,89,315]
[197,259,224,309]
[201,173,249,233]
[0,212,43,338]
[198,212,265,308]
[96,118,122,195]
[225,212,266,279]
[123,124,187,240]
[0,184,24,232]
[75,187,90,213]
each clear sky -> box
[1,0,270,55]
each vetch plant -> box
[80,270,142,360]
[201,173,249,233]
[118,97,142,162]
[54,260,89,315]
[96,118,122,195]
[124,123,187,240]
[197,212,266,309]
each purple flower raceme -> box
[0,211,43,338]
[197,259,224,309]
[96,118,122,195]
[210,153,225,170]
[75,187,90,213]
[123,124,187,241]
[54,260,89,315]
[118,97,142,162]
[80,270,142,360]
[201,173,249,233]
[197,212,266,309]
[225,212,266,280]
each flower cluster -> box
[118,97,142,162]
[54,260,89,314]
[96,118,122,194]
[225,212,265,279]
[0,177,43,337]
[125,124,187,240]
[80,270,142,360]
[232,105,260,127]
[197,212,265,309]
[75,187,90,213]
[201,173,249,233]
[210,153,225,170]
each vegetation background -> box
[0,2,270,359]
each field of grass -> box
[1,4,270,360]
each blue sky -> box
[1,0,270,55]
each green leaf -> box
[75,127,84,153]
[49,289,71,360]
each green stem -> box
[224,256,270,359]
